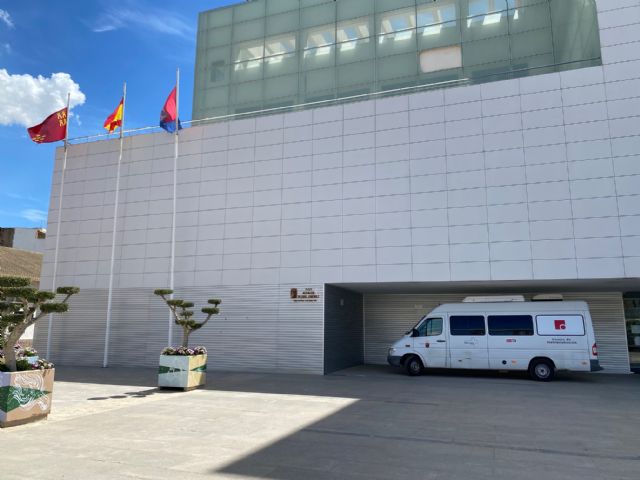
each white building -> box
[36,0,640,374]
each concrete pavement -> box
[2,366,639,479]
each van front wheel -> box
[404,356,423,376]
[529,359,554,382]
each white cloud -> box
[91,8,193,40]
[21,209,47,224]
[0,9,13,28]
[0,69,86,127]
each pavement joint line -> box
[305,428,640,462]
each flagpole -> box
[103,82,126,368]
[46,92,70,359]
[168,68,179,347]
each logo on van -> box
[554,320,567,330]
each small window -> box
[488,315,534,336]
[450,315,486,336]
[417,318,443,337]
[420,45,462,73]
[210,61,227,83]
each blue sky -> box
[0,0,237,227]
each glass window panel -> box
[233,80,263,105]
[204,8,233,28]
[233,18,265,42]
[337,37,373,64]
[377,7,416,36]
[206,26,232,48]
[264,74,299,100]
[464,5,509,41]
[377,30,417,57]
[488,315,534,336]
[303,45,335,70]
[462,35,511,67]
[301,3,336,29]
[550,0,602,65]
[209,60,229,85]
[204,86,230,109]
[376,0,415,14]
[266,11,299,36]
[418,67,464,86]
[418,1,458,29]
[234,0,266,22]
[267,0,300,15]
[509,2,551,34]
[265,34,297,57]
[420,45,462,73]
[234,40,264,63]
[264,52,299,77]
[304,24,336,49]
[304,67,336,94]
[338,1,374,21]
[337,60,374,88]
[337,17,371,43]
[377,52,418,81]
[510,28,553,60]
[233,59,263,83]
[450,315,486,336]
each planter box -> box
[0,369,54,428]
[158,354,207,390]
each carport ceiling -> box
[331,278,640,295]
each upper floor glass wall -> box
[193,0,601,120]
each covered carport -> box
[324,279,633,375]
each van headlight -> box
[388,347,396,355]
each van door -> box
[413,317,448,368]
[448,315,489,369]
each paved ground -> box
[2,366,639,479]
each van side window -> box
[450,316,486,336]
[417,318,443,337]
[488,315,534,336]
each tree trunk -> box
[3,323,29,372]
[181,328,190,348]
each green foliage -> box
[0,277,79,372]
[154,288,222,348]
[0,276,31,288]
[154,289,174,296]
[57,286,80,296]
[40,303,70,314]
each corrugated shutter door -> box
[563,293,630,374]
[364,292,630,374]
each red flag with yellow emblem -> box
[27,107,68,144]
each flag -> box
[104,98,124,133]
[159,87,181,133]
[27,107,68,144]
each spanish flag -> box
[104,98,124,133]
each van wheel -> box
[529,359,554,382]
[404,356,423,376]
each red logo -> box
[554,320,567,330]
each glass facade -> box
[193,0,602,120]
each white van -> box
[387,297,602,381]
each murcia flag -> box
[104,98,124,133]
[159,87,181,133]
[27,107,68,144]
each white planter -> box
[158,354,207,390]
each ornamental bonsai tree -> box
[154,289,221,347]
[0,276,79,372]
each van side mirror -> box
[410,328,419,338]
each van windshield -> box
[406,316,427,335]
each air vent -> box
[462,295,525,303]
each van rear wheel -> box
[404,356,423,376]
[529,359,554,382]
